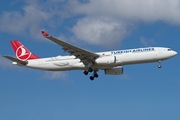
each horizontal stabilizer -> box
[3,56,28,65]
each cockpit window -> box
[167,49,172,51]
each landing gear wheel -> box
[88,67,93,72]
[90,76,94,81]
[84,70,88,75]
[94,73,98,78]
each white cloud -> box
[0,1,64,40]
[0,3,51,38]
[0,0,180,46]
[72,0,180,24]
[42,71,67,80]
[72,17,133,47]
[69,0,180,46]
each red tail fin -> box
[10,40,39,61]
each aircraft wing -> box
[3,56,28,65]
[41,31,100,65]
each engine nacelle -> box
[95,56,116,65]
[104,66,124,75]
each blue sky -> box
[0,0,180,120]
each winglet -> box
[41,31,50,37]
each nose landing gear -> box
[158,60,162,68]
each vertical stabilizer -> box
[10,40,39,61]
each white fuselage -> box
[21,47,177,71]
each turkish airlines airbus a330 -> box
[4,31,177,80]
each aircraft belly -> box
[26,59,85,71]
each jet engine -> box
[95,56,116,65]
[104,66,123,75]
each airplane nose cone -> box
[172,51,177,57]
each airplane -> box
[4,31,177,80]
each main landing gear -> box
[89,71,98,81]
[83,67,98,81]
[83,67,93,75]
